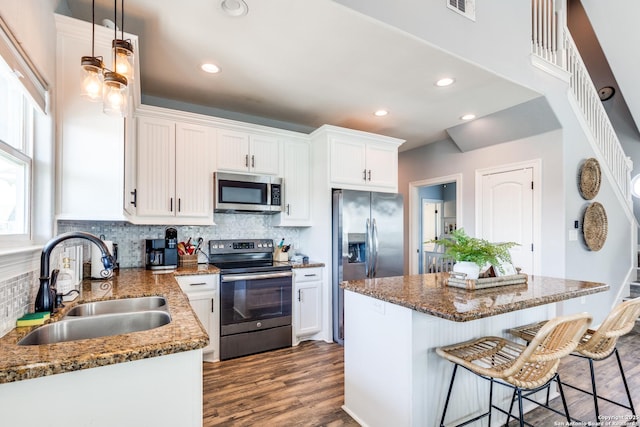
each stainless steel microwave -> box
[214,172,283,214]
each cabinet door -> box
[187,294,217,358]
[329,137,367,187]
[276,140,311,225]
[216,129,250,172]
[365,142,398,190]
[175,123,214,218]
[136,116,176,217]
[295,281,321,337]
[249,135,280,175]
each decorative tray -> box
[446,272,528,290]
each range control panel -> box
[208,239,274,254]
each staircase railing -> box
[531,0,632,203]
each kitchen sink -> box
[17,310,172,345]
[64,296,168,317]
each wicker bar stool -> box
[436,312,592,427]
[509,297,640,420]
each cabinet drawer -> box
[175,274,219,293]
[294,268,323,283]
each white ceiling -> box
[65,0,540,151]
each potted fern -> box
[429,228,518,279]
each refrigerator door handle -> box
[372,218,379,276]
[365,218,371,277]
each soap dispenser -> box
[56,256,78,302]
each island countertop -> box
[341,273,609,322]
[0,267,217,384]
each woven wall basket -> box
[579,158,602,200]
[583,202,607,251]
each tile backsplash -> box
[0,271,38,337]
[57,213,303,268]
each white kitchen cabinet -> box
[55,14,140,221]
[272,139,312,226]
[293,267,322,342]
[133,114,215,224]
[175,274,220,362]
[216,129,280,175]
[330,135,399,191]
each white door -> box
[480,168,534,274]
[422,201,442,252]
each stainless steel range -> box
[209,239,292,360]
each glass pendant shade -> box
[80,56,104,101]
[112,39,134,81]
[102,71,128,117]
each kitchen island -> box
[340,273,609,427]
[0,267,218,427]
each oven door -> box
[220,270,293,336]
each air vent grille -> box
[447,0,476,21]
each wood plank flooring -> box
[203,341,358,426]
[203,325,640,426]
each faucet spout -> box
[35,232,114,313]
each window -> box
[0,57,33,238]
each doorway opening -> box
[409,174,462,275]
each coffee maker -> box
[145,228,178,270]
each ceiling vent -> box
[447,0,476,21]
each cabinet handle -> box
[251,155,255,168]
[304,274,317,277]
[298,289,302,302]
[363,169,367,181]
[189,282,207,286]
[245,154,249,167]
[286,203,290,215]
[178,198,181,212]
[368,170,372,181]
[170,197,173,212]
[130,189,137,207]
[211,298,214,313]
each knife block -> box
[274,247,289,262]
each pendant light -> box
[103,0,128,117]
[80,0,104,101]
[112,0,134,81]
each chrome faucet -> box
[35,231,114,313]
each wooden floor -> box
[203,325,640,426]
[203,341,358,426]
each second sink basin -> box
[64,296,168,317]
[18,310,171,345]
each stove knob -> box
[256,322,262,328]
[257,243,262,248]
[267,242,273,248]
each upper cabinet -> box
[131,111,215,225]
[216,129,280,175]
[313,125,404,193]
[272,138,312,227]
[55,14,141,221]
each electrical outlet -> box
[569,230,578,241]
[371,299,385,315]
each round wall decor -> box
[579,158,601,200]
[582,202,607,251]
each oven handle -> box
[221,271,293,282]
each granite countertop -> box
[0,268,213,384]
[341,273,609,322]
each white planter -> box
[453,261,480,280]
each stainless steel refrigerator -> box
[332,189,404,344]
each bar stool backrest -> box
[504,312,592,389]
[578,297,640,360]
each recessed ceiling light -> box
[461,114,476,121]
[220,0,248,17]
[201,63,220,74]
[436,77,455,87]
[374,109,388,117]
